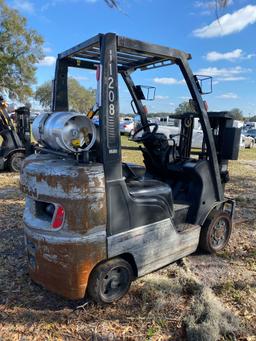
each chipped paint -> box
[20,153,107,300]
[21,153,107,233]
[108,218,201,277]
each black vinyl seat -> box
[127,179,173,212]
[122,162,145,180]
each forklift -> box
[0,96,32,171]
[20,33,241,304]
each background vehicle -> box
[120,119,134,135]
[241,134,255,149]
[158,125,204,149]
[0,97,32,171]
[21,33,241,304]
[244,122,256,131]
[244,129,256,141]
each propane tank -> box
[32,112,96,153]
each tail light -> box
[52,205,65,229]
[29,200,65,231]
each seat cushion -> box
[127,179,173,207]
[122,163,145,179]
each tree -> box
[174,101,195,115]
[230,108,243,121]
[249,115,256,122]
[35,78,96,113]
[34,81,52,109]
[0,0,44,101]
[68,78,96,113]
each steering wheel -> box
[132,123,158,142]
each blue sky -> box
[7,0,256,115]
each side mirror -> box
[134,85,156,101]
[194,75,213,95]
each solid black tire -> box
[199,211,232,254]
[87,258,133,304]
[7,152,25,172]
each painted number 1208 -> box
[108,53,115,116]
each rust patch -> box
[21,153,108,299]
[26,229,106,300]
[20,154,107,233]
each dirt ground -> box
[0,148,255,340]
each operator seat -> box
[127,179,173,214]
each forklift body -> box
[20,33,240,303]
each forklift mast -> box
[51,33,224,201]
[0,99,23,150]
[15,106,32,156]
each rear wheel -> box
[199,211,232,253]
[87,258,133,304]
[8,152,25,172]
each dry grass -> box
[179,267,241,341]
[0,145,255,340]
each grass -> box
[121,135,144,165]
[0,139,255,340]
[121,135,256,168]
[236,147,256,160]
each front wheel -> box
[87,258,134,304]
[7,152,25,172]
[199,211,232,253]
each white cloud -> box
[247,53,256,59]
[217,92,238,99]
[196,66,251,81]
[153,77,184,85]
[179,96,191,100]
[12,0,35,13]
[205,49,256,61]
[193,5,256,38]
[43,46,52,53]
[194,0,233,9]
[206,49,243,61]
[194,1,213,9]
[43,47,52,53]
[155,95,169,100]
[193,0,233,16]
[38,56,56,66]
[72,76,89,81]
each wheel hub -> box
[211,218,228,247]
[102,267,128,298]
